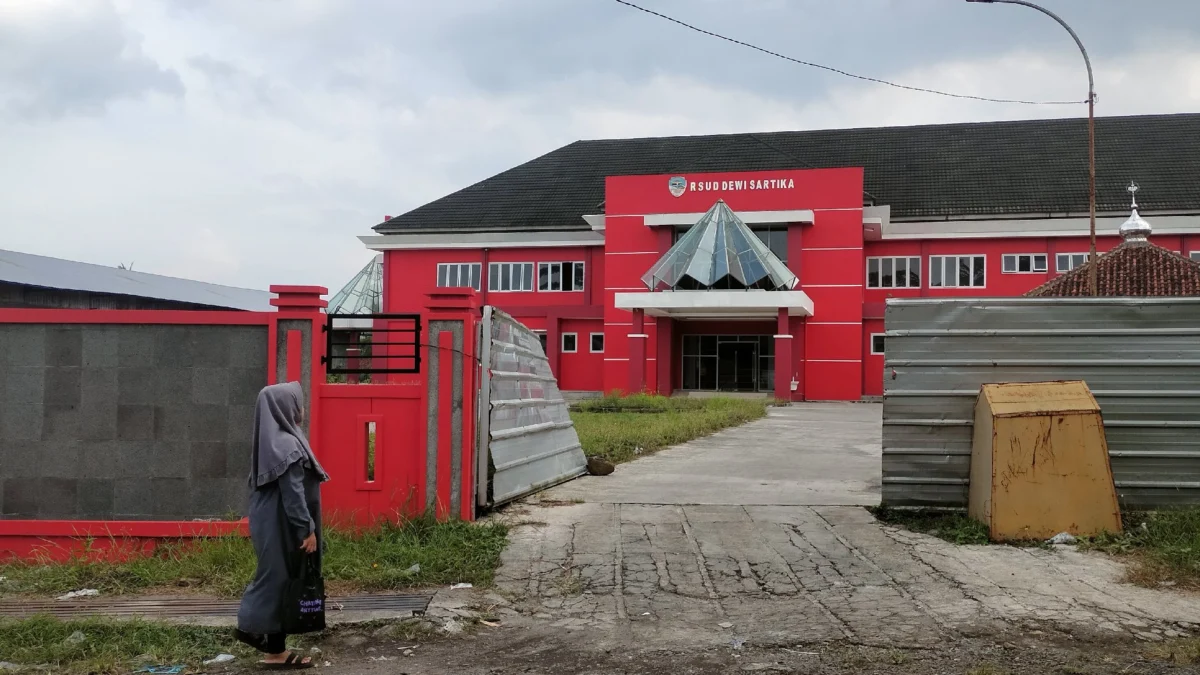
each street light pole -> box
[966,0,1096,295]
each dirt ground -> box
[233,621,1200,674]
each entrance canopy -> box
[614,289,814,319]
[641,200,798,291]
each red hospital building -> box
[361,114,1200,401]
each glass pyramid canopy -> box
[641,200,798,291]
[327,255,382,314]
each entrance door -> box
[717,341,758,391]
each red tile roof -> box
[1025,242,1200,297]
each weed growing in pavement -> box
[1078,508,1200,590]
[0,515,508,598]
[571,394,767,464]
[1146,637,1200,665]
[870,507,990,545]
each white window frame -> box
[870,333,885,355]
[561,332,578,353]
[589,332,605,353]
[487,262,534,292]
[1190,252,1200,262]
[929,255,986,288]
[436,262,481,290]
[538,261,585,292]
[866,256,921,289]
[1056,252,1090,273]
[1001,253,1048,274]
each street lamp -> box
[966,0,1097,295]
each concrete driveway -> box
[542,402,882,506]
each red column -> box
[656,318,673,396]
[270,285,329,457]
[424,289,480,521]
[628,308,646,393]
[775,308,793,402]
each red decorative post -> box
[270,285,329,459]
[424,288,481,521]
[774,308,793,402]
[628,308,646,393]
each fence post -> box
[424,289,481,520]
[270,285,329,452]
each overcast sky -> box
[3,0,1199,293]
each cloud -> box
[0,0,1198,297]
[0,0,183,120]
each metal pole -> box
[966,0,1096,294]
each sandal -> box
[233,629,270,653]
[260,652,314,670]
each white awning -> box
[614,290,814,319]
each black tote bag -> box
[281,552,326,634]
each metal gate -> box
[476,307,587,508]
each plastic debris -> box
[443,619,465,634]
[449,583,473,589]
[1048,532,1078,545]
[402,563,421,575]
[718,622,734,629]
[403,650,415,657]
[368,656,395,662]
[731,637,746,650]
[479,620,501,627]
[63,631,87,647]
[0,663,22,672]
[203,654,235,665]
[134,668,184,674]
[57,589,100,601]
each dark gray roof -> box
[376,113,1200,234]
[0,248,273,311]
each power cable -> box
[613,0,1086,106]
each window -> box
[562,333,578,353]
[538,262,585,292]
[867,256,921,289]
[1056,253,1089,272]
[488,262,534,292]
[753,226,788,263]
[533,331,548,355]
[1190,252,1200,262]
[590,333,605,353]
[871,334,885,355]
[930,255,986,288]
[1002,253,1047,274]
[436,263,481,290]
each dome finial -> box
[1119,181,1152,244]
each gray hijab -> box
[250,382,329,488]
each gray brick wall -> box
[0,324,269,520]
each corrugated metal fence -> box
[882,297,1200,510]
[477,307,587,509]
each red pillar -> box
[774,308,793,402]
[270,285,329,457]
[425,288,481,521]
[656,317,673,396]
[628,308,646,393]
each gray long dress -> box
[237,382,329,636]
[237,459,323,634]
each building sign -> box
[669,174,796,197]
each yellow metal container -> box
[969,381,1122,541]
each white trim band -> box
[773,334,794,339]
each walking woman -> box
[235,382,329,670]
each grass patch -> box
[871,506,990,545]
[1078,508,1200,590]
[570,394,768,464]
[1148,637,1200,665]
[0,516,508,598]
[0,615,252,673]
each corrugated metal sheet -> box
[478,307,587,508]
[882,297,1200,509]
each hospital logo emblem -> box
[668,176,687,198]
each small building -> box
[1026,185,1200,297]
[0,248,272,311]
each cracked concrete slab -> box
[498,403,1199,651]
